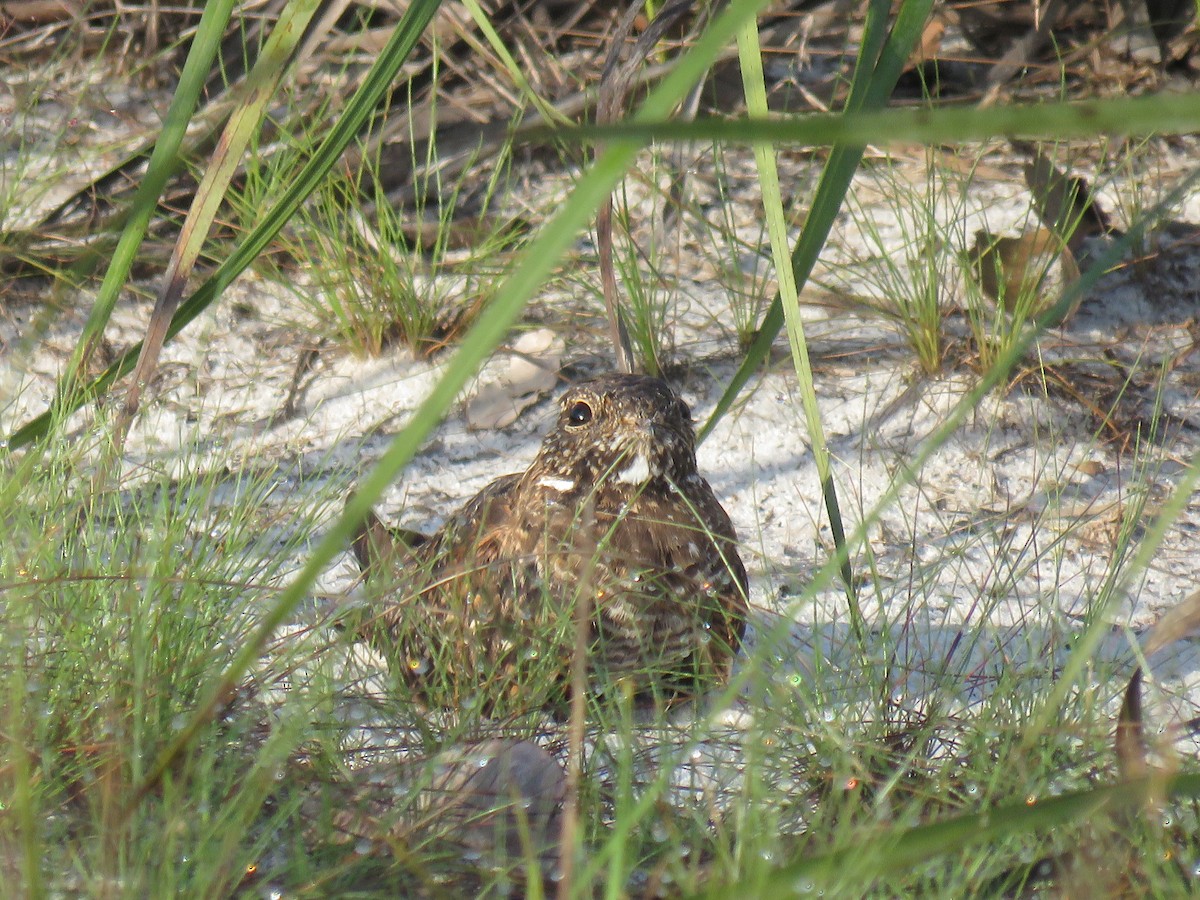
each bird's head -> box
[527,373,698,497]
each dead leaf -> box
[1116,587,1200,779]
[913,15,947,65]
[969,227,1083,323]
[1022,149,1113,251]
[1141,587,1200,659]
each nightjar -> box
[348,373,747,713]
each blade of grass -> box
[115,0,324,447]
[8,658,41,898]
[698,0,934,444]
[49,0,237,435]
[459,0,573,127]
[724,772,1200,895]
[735,17,863,640]
[536,91,1200,155]
[126,0,780,807]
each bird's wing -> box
[424,473,522,574]
[348,472,522,585]
[359,473,524,629]
[349,504,431,579]
[365,473,565,711]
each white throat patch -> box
[538,475,577,493]
[615,452,652,485]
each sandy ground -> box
[5,101,1200,820]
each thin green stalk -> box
[460,0,572,127]
[697,0,935,445]
[9,659,42,899]
[735,17,863,639]
[539,92,1200,155]
[51,0,237,438]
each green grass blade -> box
[700,0,934,443]
[50,0,237,429]
[727,773,1200,895]
[536,91,1200,151]
[735,18,863,637]
[120,0,324,427]
[459,0,572,126]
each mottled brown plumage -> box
[349,373,747,712]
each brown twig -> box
[270,338,326,427]
[594,0,694,375]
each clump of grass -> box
[831,148,976,374]
[0,424,339,895]
[610,217,675,376]
[227,111,518,360]
[584,139,789,372]
[294,172,454,358]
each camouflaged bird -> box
[349,373,747,713]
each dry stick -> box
[594,0,694,375]
[594,2,648,376]
[271,338,326,426]
[595,187,635,374]
[292,0,354,77]
[1015,140,1115,250]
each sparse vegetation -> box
[4,1,1200,896]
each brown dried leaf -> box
[1023,149,1113,251]
[1117,588,1200,779]
[913,15,946,65]
[1142,587,1200,659]
[969,227,1082,323]
[1116,667,1148,780]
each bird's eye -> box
[566,400,593,427]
